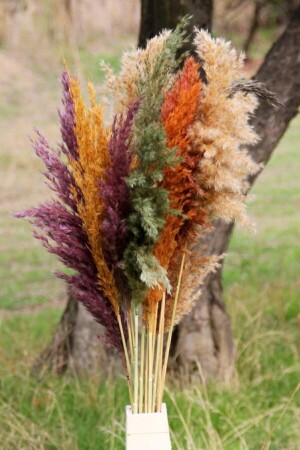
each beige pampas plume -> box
[165,244,222,330]
[191,29,262,227]
[102,30,172,113]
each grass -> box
[0,314,299,449]
[0,36,299,448]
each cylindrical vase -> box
[125,403,172,450]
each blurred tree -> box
[226,0,300,56]
[34,0,300,382]
[0,0,27,46]
[242,0,264,55]
[48,0,76,46]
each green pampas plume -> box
[123,20,189,304]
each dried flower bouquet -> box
[18,23,262,416]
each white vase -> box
[125,403,172,450]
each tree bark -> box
[138,0,213,49]
[34,2,300,380]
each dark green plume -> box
[123,20,189,304]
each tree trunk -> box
[138,0,213,49]
[34,2,300,380]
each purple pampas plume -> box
[31,131,78,211]
[101,101,140,265]
[59,70,78,160]
[61,273,123,353]
[101,101,140,297]
[16,201,122,352]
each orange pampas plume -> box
[68,77,120,314]
[162,57,207,241]
[146,57,205,312]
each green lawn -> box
[0,42,299,448]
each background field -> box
[0,5,299,449]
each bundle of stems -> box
[18,20,263,415]
[123,252,186,413]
